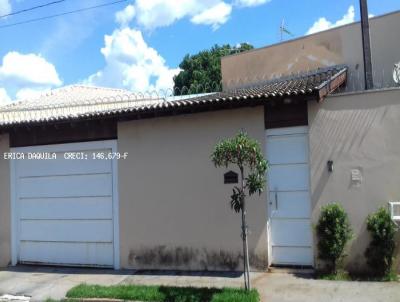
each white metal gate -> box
[266,126,313,266]
[11,140,120,268]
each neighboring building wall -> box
[0,134,10,267]
[221,11,400,91]
[308,88,400,273]
[118,107,268,271]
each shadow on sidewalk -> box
[2,265,242,278]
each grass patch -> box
[45,299,76,302]
[352,271,399,282]
[211,288,259,302]
[316,269,399,282]
[316,269,351,281]
[66,284,259,302]
[44,300,75,302]
[68,284,163,301]
[379,271,399,282]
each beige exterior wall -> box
[1,89,399,273]
[221,11,400,91]
[0,134,10,267]
[308,88,400,273]
[117,107,268,271]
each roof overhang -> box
[316,68,348,102]
[0,66,347,130]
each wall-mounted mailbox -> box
[351,168,363,187]
[224,171,238,184]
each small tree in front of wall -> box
[211,131,268,291]
[365,207,397,278]
[316,203,353,274]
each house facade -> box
[0,11,399,273]
[221,10,400,272]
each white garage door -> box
[266,126,313,266]
[11,140,119,268]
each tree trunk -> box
[240,167,251,291]
[241,208,248,290]
[242,205,251,290]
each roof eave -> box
[0,67,348,130]
[316,68,348,102]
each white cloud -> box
[0,88,11,105]
[115,0,233,30]
[114,0,273,30]
[115,4,136,26]
[191,2,232,30]
[0,52,61,86]
[0,0,11,16]
[234,0,270,7]
[306,5,355,35]
[0,51,61,101]
[86,27,180,92]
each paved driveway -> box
[0,266,399,302]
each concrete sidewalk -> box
[0,266,399,302]
[0,266,129,301]
[253,272,400,302]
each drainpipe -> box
[359,0,374,90]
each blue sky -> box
[0,0,399,102]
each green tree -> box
[211,131,268,291]
[173,43,253,95]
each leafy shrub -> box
[316,203,352,273]
[365,207,397,277]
